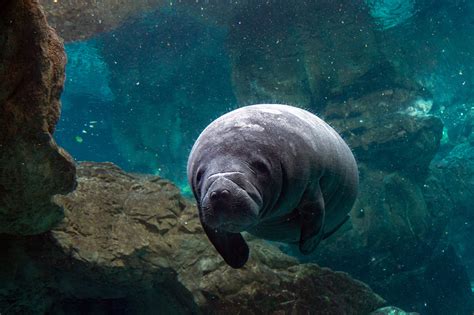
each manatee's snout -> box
[209,188,231,203]
[201,174,260,232]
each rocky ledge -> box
[1,162,386,314]
[0,0,76,235]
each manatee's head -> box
[188,153,280,233]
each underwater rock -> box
[227,1,385,107]
[40,0,245,42]
[369,306,419,315]
[43,0,396,108]
[365,245,473,314]
[424,141,474,279]
[40,0,165,42]
[0,235,50,314]
[0,0,76,235]
[379,1,474,121]
[324,88,443,179]
[428,142,474,216]
[38,162,385,314]
[422,246,473,315]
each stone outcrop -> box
[40,0,245,42]
[0,0,76,235]
[0,162,387,314]
[425,141,474,279]
[226,0,385,108]
[41,0,396,109]
[324,88,443,178]
[370,306,419,315]
[40,0,164,42]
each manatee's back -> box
[238,104,358,232]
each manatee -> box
[187,104,359,268]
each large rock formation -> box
[1,162,387,314]
[40,0,164,42]
[370,306,419,315]
[324,88,442,178]
[425,140,474,279]
[40,0,247,42]
[0,0,76,235]
[226,0,387,108]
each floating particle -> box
[75,136,83,143]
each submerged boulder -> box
[40,0,165,42]
[324,88,443,179]
[49,162,386,314]
[40,0,251,42]
[0,0,76,235]
[370,306,419,315]
[227,0,385,108]
[0,162,387,314]
[424,141,474,279]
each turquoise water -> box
[55,1,474,314]
[56,9,235,191]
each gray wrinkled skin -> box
[187,104,358,246]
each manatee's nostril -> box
[221,189,230,197]
[210,189,230,201]
[210,191,218,200]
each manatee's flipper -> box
[199,211,249,268]
[298,185,325,255]
[323,215,350,240]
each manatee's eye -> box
[251,160,269,174]
[196,168,204,184]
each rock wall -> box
[0,0,76,235]
[39,0,165,42]
[226,0,387,108]
[39,0,247,42]
[425,141,474,279]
